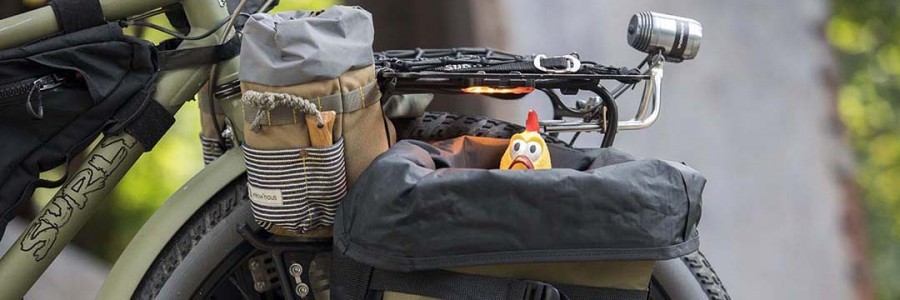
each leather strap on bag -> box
[50,0,105,34]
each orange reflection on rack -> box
[461,86,535,94]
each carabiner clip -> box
[533,54,582,74]
[26,83,43,119]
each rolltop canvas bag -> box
[332,136,706,299]
[239,6,392,237]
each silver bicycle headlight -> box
[627,12,703,62]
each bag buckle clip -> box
[533,54,581,74]
[523,280,562,300]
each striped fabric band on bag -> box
[242,138,348,234]
[200,135,233,165]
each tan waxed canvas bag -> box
[239,6,392,237]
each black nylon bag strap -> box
[368,268,648,300]
[559,286,650,300]
[50,0,105,33]
[157,35,242,71]
[370,268,524,299]
[106,86,174,151]
[157,38,184,51]
[124,98,174,151]
[331,251,375,300]
[163,3,191,35]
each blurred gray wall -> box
[0,219,107,299]
[480,1,857,299]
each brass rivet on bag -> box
[299,149,308,157]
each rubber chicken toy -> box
[500,110,552,170]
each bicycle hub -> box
[627,12,703,62]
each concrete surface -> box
[471,0,854,299]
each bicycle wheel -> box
[133,176,268,299]
[134,112,730,299]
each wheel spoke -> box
[228,273,255,300]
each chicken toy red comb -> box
[525,109,540,132]
[500,109,552,170]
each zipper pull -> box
[26,79,44,119]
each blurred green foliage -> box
[829,0,900,298]
[72,0,336,263]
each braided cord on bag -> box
[242,90,323,132]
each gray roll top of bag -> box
[240,7,375,86]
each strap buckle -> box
[533,54,581,74]
[523,281,562,300]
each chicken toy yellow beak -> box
[500,110,552,170]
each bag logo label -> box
[248,185,283,205]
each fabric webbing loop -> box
[332,251,375,300]
[50,0,105,34]
[106,86,174,151]
[367,268,649,300]
[332,250,647,300]
[157,35,243,71]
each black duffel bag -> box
[0,12,170,239]
[333,136,705,299]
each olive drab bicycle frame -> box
[0,1,694,299]
[0,0,248,298]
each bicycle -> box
[0,1,729,299]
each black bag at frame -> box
[0,19,168,239]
